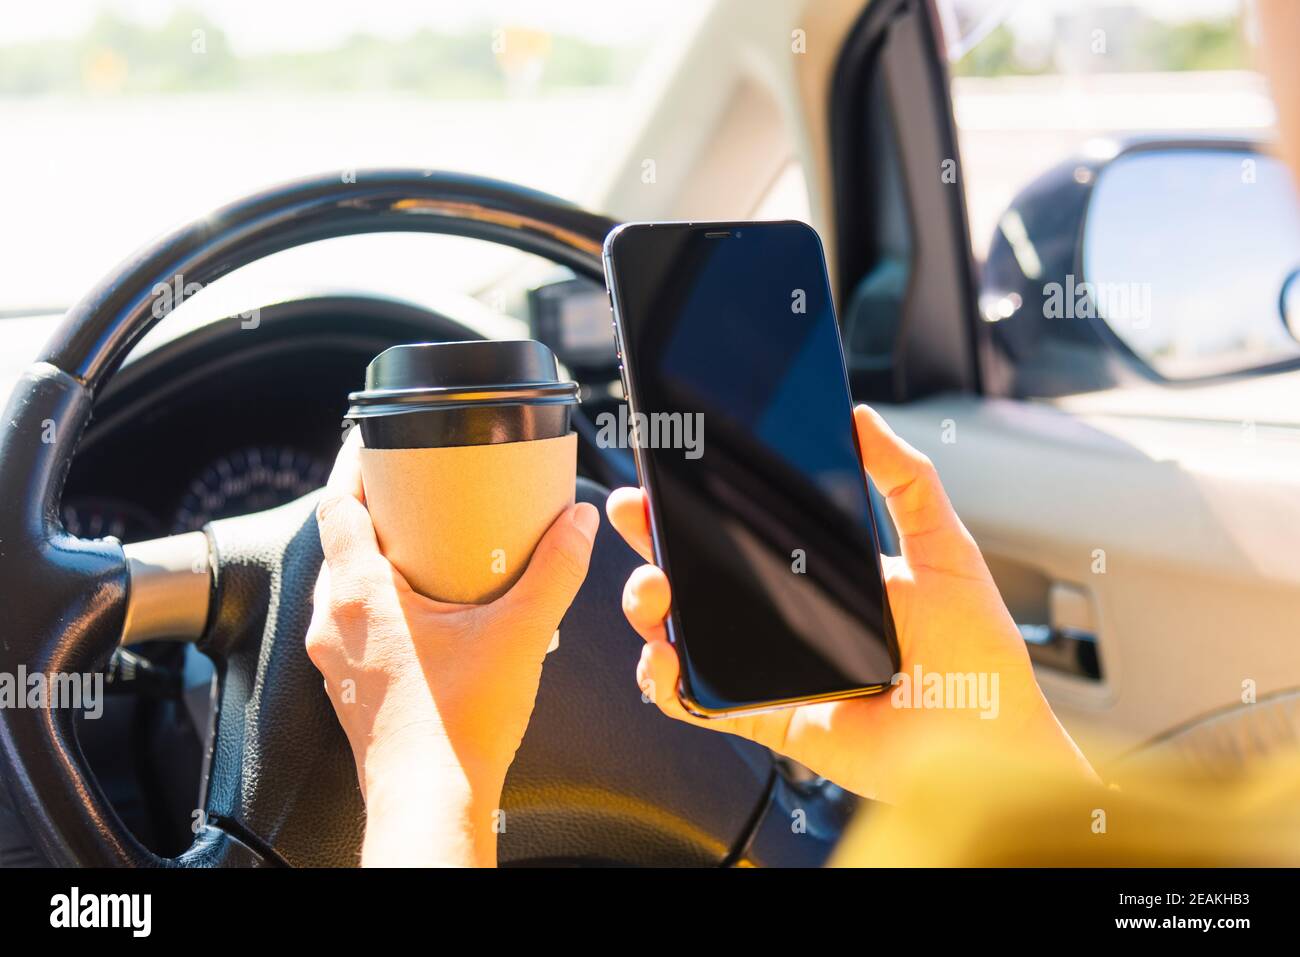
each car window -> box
[946,0,1300,391]
[753,162,812,223]
[951,0,1271,260]
[0,0,701,313]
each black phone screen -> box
[605,221,898,714]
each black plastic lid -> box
[346,340,579,420]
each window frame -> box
[829,0,982,404]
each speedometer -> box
[171,446,331,533]
[62,497,162,543]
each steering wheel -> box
[0,171,820,867]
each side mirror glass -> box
[1082,148,1300,379]
[1282,267,1300,343]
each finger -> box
[635,625,798,752]
[622,564,671,642]
[496,503,599,643]
[606,486,655,563]
[330,426,366,503]
[305,562,332,648]
[636,639,697,724]
[317,430,384,581]
[853,404,977,566]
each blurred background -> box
[0,0,1273,311]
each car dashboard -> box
[60,294,534,541]
[0,290,628,858]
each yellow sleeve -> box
[831,743,1300,867]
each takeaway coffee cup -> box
[345,339,580,604]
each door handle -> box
[1018,582,1102,680]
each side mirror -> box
[1282,267,1300,344]
[981,139,1300,391]
[1083,145,1300,378]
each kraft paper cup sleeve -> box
[359,432,577,604]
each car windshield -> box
[0,0,701,314]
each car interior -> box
[1,0,1298,871]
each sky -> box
[0,0,707,51]
[1,0,1248,53]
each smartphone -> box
[603,220,900,718]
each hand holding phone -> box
[607,405,1094,804]
[604,221,900,715]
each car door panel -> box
[882,396,1300,764]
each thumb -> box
[495,502,599,644]
[852,404,980,572]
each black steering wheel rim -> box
[0,170,784,867]
[45,169,616,392]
